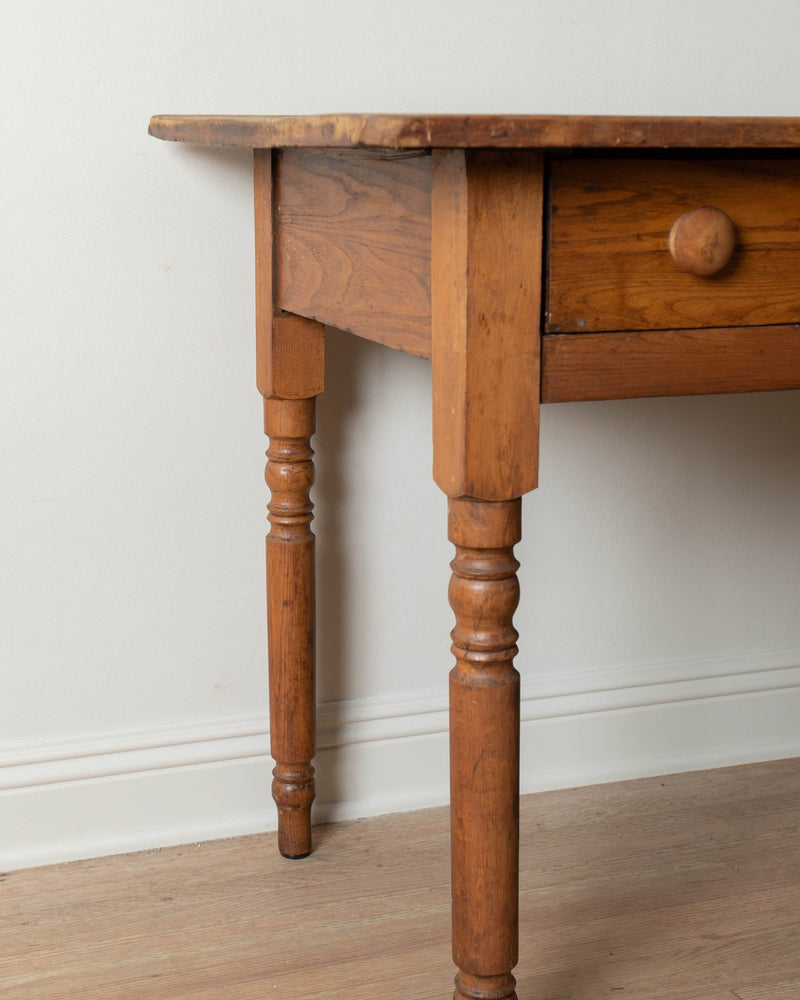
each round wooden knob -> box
[668,206,736,276]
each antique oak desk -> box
[148,115,800,999]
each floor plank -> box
[2,759,798,999]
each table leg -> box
[255,149,325,858]
[448,496,521,1000]
[264,395,317,859]
[430,149,542,998]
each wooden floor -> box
[2,759,799,1000]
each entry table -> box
[148,115,800,999]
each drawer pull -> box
[668,206,736,276]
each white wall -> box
[3,0,800,870]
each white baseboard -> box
[2,649,799,871]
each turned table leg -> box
[431,149,543,998]
[264,396,317,859]
[254,148,325,857]
[448,497,521,1000]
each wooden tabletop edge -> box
[147,114,800,149]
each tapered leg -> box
[265,395,317,859]
[448,497,522,1000]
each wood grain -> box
[668,205,737,276]
[276,148,432,356]
[431,150,543,500]
[264,397,317,859]
[3,759,798,1000]
[548,157,800,334]
[254,149,325,397]
[149,114,800,150]
[541,325,800,402]
[254,150,324,858]
[448,498,522,1000]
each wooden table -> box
[148,114,800,1000]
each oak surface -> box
[148,114,800,149]
[448,499,522,1000]
[255,150,324,858]
[3,759,798,1000]
[541,326,800,402]
[431,150,542,500]
[254,149,325,398]
[264,397,317,858]
[276,148,432,356]
[547,157,800,333]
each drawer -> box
[546,156,800,333]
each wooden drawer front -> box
[547,157,800,333]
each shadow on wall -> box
[311,325,441,811]
[311,326,367,803]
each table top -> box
[148,114,800,150]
